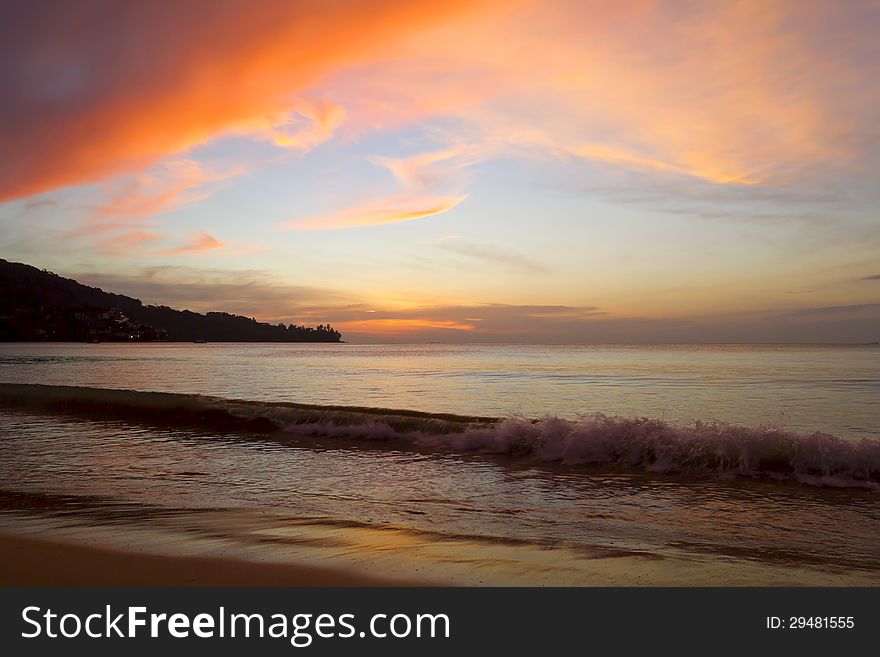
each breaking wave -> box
[2,383,878,489]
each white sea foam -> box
[3,383,878,488]
[272,412,880,488]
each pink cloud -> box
[95,230,164,255]
[160,232,226,255]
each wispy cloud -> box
[160,232,225,256]
[62,264,880,343]
[74,266,346,318]
[330,301,880,344]
[328,303,608,340]
[788,303,880,316]
[59,159,245,255]
[4,0,880,345]
[92,159,244,222]
[314,0,879,194]
[287,193,467,230]
[0,0,491,201]
[437,237,547,273]
[159,231,264,257]
[287,144,479,230]
[370,146,480,187]
[340,318,478,333]
[263,101,346,151]
[568,144,761,186]
[7,0,877,213]
[95,230,164,255]
[48,159,258,256]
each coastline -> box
[0,532,414,587]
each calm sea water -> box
[0,342,878,437]
[1,343,878,585]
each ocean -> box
[1,342,878,585]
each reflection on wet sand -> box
[1,482,878,586]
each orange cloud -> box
[161,232,225,256]
[337,318,477,334]
[58,160,245,255]
[306,0,875,187]
[287,193,467,230]
[4,0,876,222]
[287,144,477,231]
[265,101,346,151]
[568,144,762,186]
[92,159,243,223]
[95,230,164,255]
[320,303,608,341]
[0,0,496,202]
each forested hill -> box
[0,259,342,342]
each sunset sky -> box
[1,0,879,342]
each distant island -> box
[0,259,342,343]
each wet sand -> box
[0,532,412,587]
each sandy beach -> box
[0,533,409,587]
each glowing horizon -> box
[1,0,879,343]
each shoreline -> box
[0,532,415,587]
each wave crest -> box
[2,383,878,488]
[414,415,880,487]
